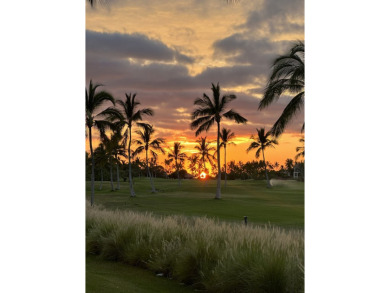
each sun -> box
[200,172,207,179]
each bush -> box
[86,205,304,292]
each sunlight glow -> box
[200,172,207,179]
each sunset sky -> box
[86,0,304,166]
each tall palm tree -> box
[167,142,187,186]
[219,128,236,188]
[259,41,304,137]
[191,83,247,199]
[194,137,216,175]
[133,123,165,193]
[86,80,116,206]
[247,128,278,188]
[295,138,305,161]
[115,93,153,197]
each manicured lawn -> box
[86,255,194,293]
[86,178,304,228]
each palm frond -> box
[223,109,247,124]
[195,118,215,136]
[133,146,144,156]
[270,91,304,137]
[220,94,237,112]
[190,115,213,130]
[246,141,260,152]
[194,95,214,109]
[258,41,305,137]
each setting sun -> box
[200,172,207,179]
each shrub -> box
[86,205,304,292]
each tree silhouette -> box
[194,137,216,175]
[85,80,116,205]
[285,158,294,176]
[247,128,278,188]
[295,138,305,161]
[188,154,200,177]
[133,123,165,193]
[94,143,108,190]
[259,41,304,137]
[191,83,247,199]
[219,128,236,188]
[167,142,187,186]
[114,93,153,197]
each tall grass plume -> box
[86,204,304,292]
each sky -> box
[86,0,304,166]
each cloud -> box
[86,42,303,139]
[241,0,304,36]
[86,30,194,64]
[86,0,304,143]
[213,34,291,67]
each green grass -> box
[86,178,304,228]
[86,178,304,292]
[86,255,194,293]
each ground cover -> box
[86,255,194,293]
[86,178,304,228]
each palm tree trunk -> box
[109,159,114,191]
[215,122,221,199]
[128,127,136,197]
[99,168,103,190]
[146,150,156,192]
[262,149,271,188]
[116,160,120,190]
[88,126,95,206]
[224,145,227,188]
[176,158,181,186]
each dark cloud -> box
[86,51,262,94]
[241,0,304,35]
[86,30,194,64]
[210,0,304,69]
[213,34,290,66]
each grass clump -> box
[86,204,304,292]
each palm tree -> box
[114,93,153,197]
[149,151,158,178]
[194,137,216,175]
[285,158,294,176]
[191,83,247,199]
[133,123,165,193]
[164,158,173,178]
[86,80,116,206]
[167,142,187,186]
[219,128,236,188]
[100,130,125,191]
[188,154,200,177]
[247,128,278,188]
[295,138,305,161]
[110,126,128,190]
[94,143,108,190]
[258,41,304,137]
